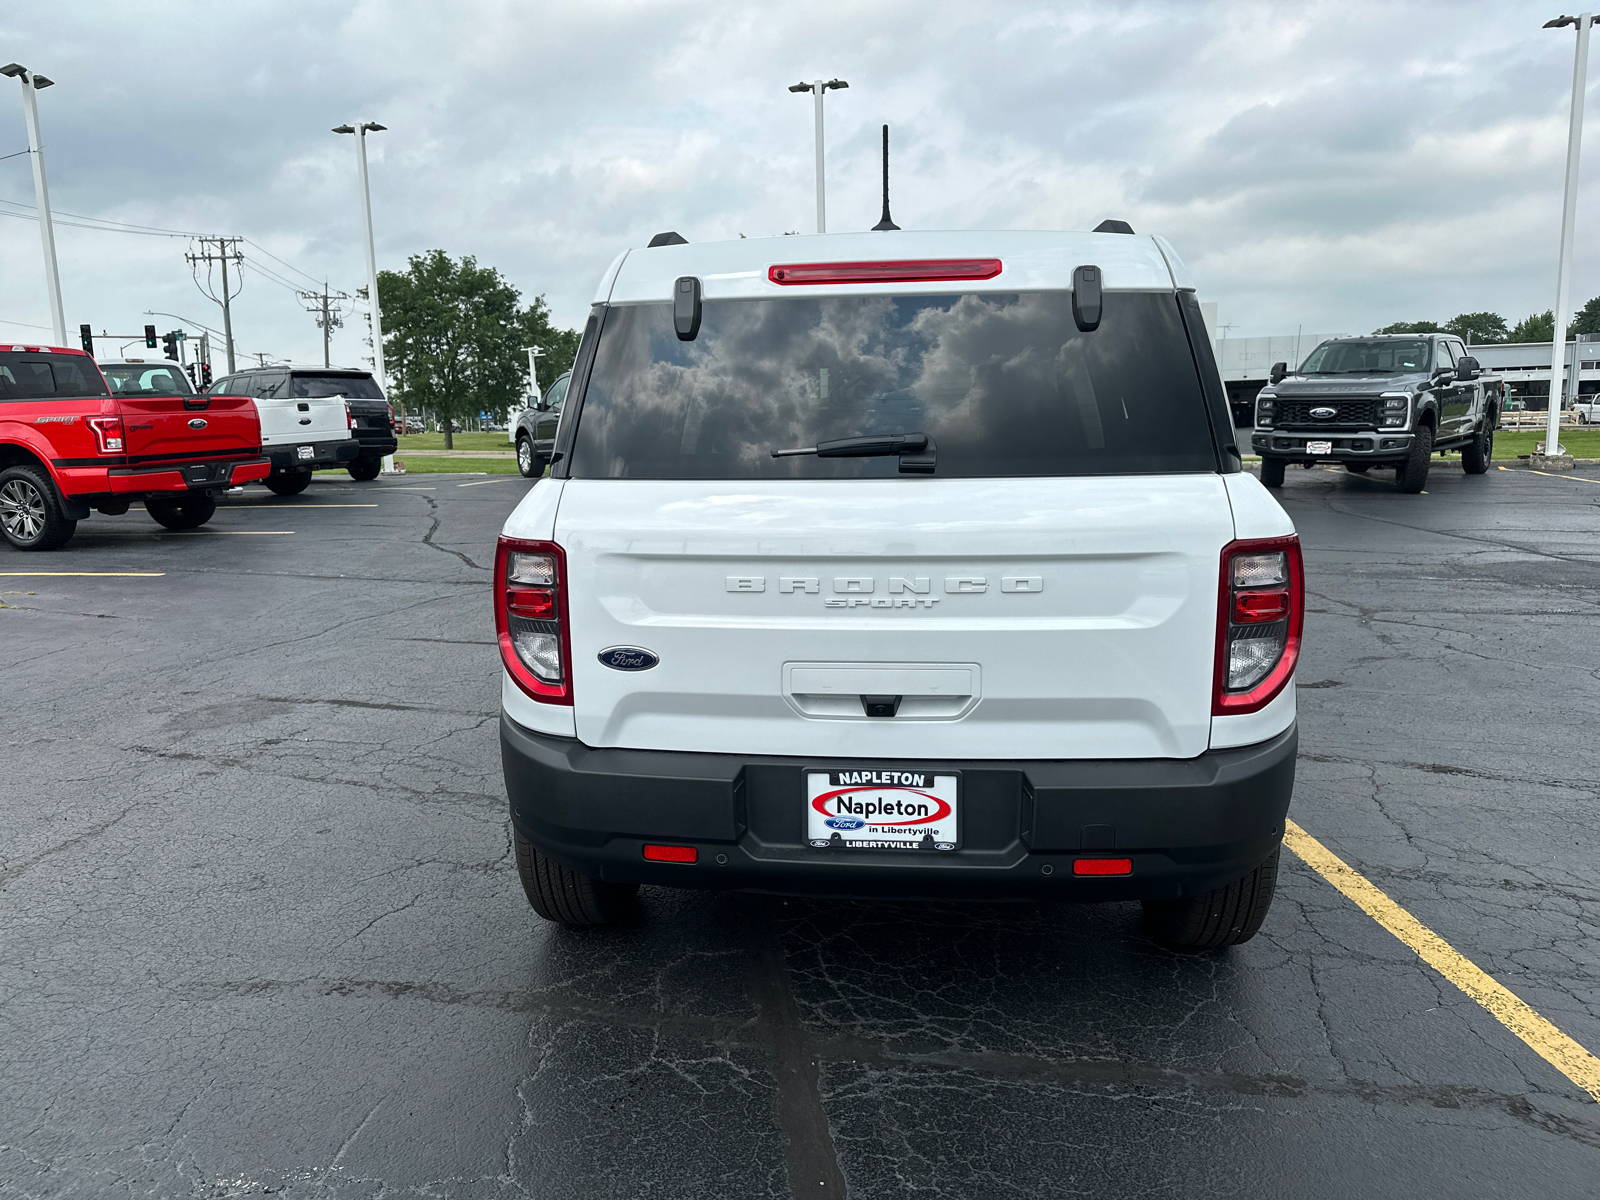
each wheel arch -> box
[0,438,60,484]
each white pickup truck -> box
[204,367,360,495]
[1574,397,1600,424]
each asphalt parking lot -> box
[3,464,1599,1198]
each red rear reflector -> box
[768,258,1002,286]
[1072,858,1132,876]
[507,587,556,618]
[643,844,698,863]
[1232,590,1291,623]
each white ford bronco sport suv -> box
[496,228,1302,949]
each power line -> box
[243,237,326,288]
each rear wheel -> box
[1395,424,1433,493]
[145,493,217,530]
[0,465,76,551]
[265,469,312,496]
[1143,845,1280,951]
[1461,424,1493,474]
[347,456,382,481]
[516,436,544,479]
[1258,458,1286,488]
[515,828,637,926]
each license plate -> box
[297,445,314,460]
[1307,440,1333,455]
[805,768,960,851]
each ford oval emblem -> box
[1309,406,1336,419]
[825,816,866,831]
[188,418,208,429]
[597,646,659,671]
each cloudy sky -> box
[0,0,1592,369]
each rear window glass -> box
[568,291,1216,479]
[102,363,195,396]
[291,372,384,399]
[0,352,110,401]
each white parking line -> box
[457,478,520,488]
[0,571,164,577]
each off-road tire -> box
[516,436,544,479]
[515,828,637,926]
[1258,458,1286,488]
[1344,463,1370,474]
[347,456,382,481]
[145,493,217,531]
[1395,423,1433,493]
[265,469,313,497]
[0,464,76,551]
[1461,424,1493,475]
[1143,845,1280,951]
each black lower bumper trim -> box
[501,717,1297,901]
[266,439,360,470]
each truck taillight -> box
[495,536,572,704]
[86,416,125,454]
[1214,535,1303,715]
[346,403,356,431]
[386,403,395,427]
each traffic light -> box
[200,361,212,387]
[161,331,179,361]
[79,324,93,355]
[143,324,157,349]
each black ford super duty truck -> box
[1250,333,1502,493]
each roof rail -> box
[1093,219,1135,235]
[648,231,689,248]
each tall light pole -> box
[788,79,848,233]
[1541,14,1597,467]
[334,121,393,470]
[1,64,65,347]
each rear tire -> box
[265,469,312,496]
[0,465,76,551]
[1461,424,1493,474]
[145,493,217,530]
[347,456,382,481]
[1143,845,1280,950]
[1395,424,1433,493]
[515,828,637,926]
[1258,458,1286,488]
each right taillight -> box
[1214,535,1304,715]
[494,536,572,704]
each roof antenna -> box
[872,124,900,231]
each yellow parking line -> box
[0,571,164,577]
[1498,463,1600,483]
[1284,818,1600,1104]
[160,530,294,535]
[228,504,378,508]
[457,478,518,487]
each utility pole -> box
[788,79,848,233]
[186,237,244,373]
[334,121,392,470]
[297,282,349,368]
[1,63,65,346]
[1540,12,1597,469]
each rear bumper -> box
[265,439,360,471]
[101,457,269,495]
[1252,430,1413,463]
[354,433,398,457]
[502,717,1297,901]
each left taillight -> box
[1214,535,1303,715]
[86,416,125,454]
[495,536,572,704]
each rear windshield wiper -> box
[772,432,937,474]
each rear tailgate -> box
[557,475,1235,761]
[255,395,348,449]
[120,393,259,461]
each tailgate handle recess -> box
[784,663,979,721]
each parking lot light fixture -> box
[790,78,848,233]
[2,63,66,347]
[1540,13,1598,467]
[335,120,394,472]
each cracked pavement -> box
[1,465,1597,1197]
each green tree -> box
[377,250,578,448]
[1570,295,1600,336]
[1509,310,1555,343]
[1442,311,1508,345]
[1372,320,1442,334]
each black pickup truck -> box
[1249,333,1502,493]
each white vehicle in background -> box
[203,366,361,495]
[495,226,1302,949]
[1575,397,1600,424]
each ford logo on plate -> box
[597,646,659,671]
[188,418,208,429]
[1309,406,1337,419]
[825,816,866,831]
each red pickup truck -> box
[0,345,269,551]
